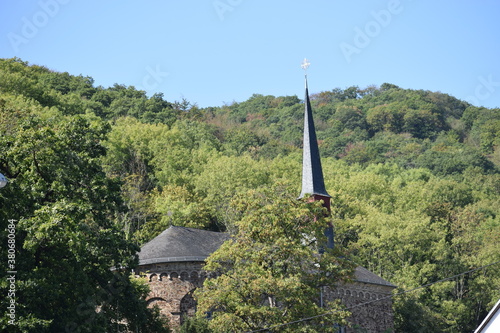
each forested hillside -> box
[1,57,500,332]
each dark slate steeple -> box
[299,60,333,249]
[298,71,331,200]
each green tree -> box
[331,163,500,332]
[194,187,355,332]
[0,103,168,332]
[402,108,441,139]
[222,126,263,155]
[136,185,217,243]
[102,117,170,238]
[415,143,495,176]
[193,153,270,229]
[332,105,367,131]
[366,103,404,133]
[151,120,220,188]
[179,316,213,333]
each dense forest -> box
[1,57,500,332]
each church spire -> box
[299,59,334,249]
[298,59,331,202]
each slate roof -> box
[299,76,331,199]
[138,226,230,265]
[138,226,395,288]
[354,266,396,288]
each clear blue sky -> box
[1,0,500,109]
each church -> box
[135,67,396,332]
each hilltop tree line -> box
[1,57,500,332]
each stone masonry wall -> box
[325,282,394,333]
[135,261,210,328]
[137,262,394,332]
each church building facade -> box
[136,70,396,332]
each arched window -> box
[179,290,197,325]
[147,297,170,318]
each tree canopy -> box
[1,57,500,332]
[0,61,169,332]
[195,187,355,332]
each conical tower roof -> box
[299,74,331,199]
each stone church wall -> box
[325,282,394,333]
[135,261,209,328]
[137,262,394,332]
